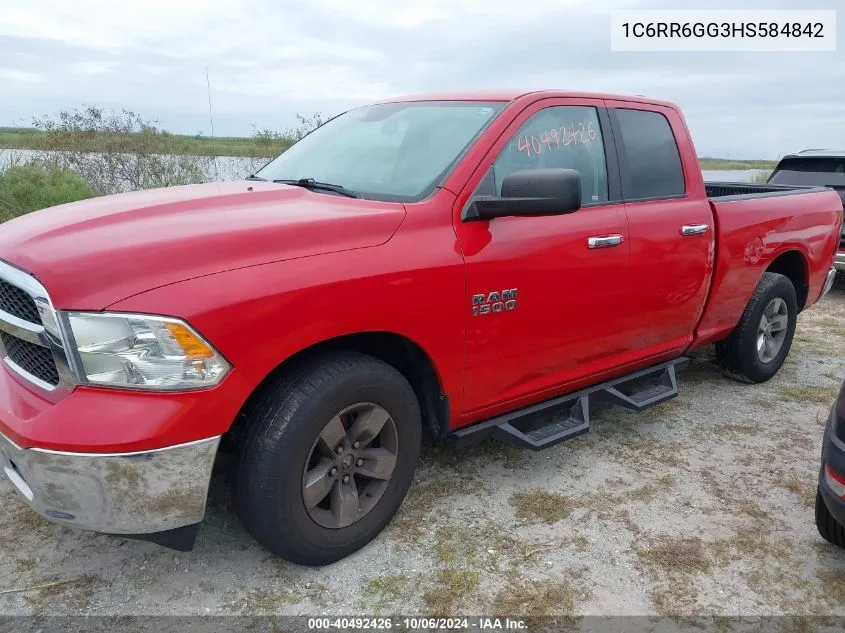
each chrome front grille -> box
[0,332,60,386]
[0,260,74,400]
[0,278,42,325]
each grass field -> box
[698,157,778,170]
[0,126,779,168]
[0,127,294,158]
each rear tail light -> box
[824,464,845,499]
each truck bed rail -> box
[704,181,823,200]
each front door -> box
[454,99,632,415]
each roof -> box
[377,90,679,109]
[784,149,845,159]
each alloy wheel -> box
[302,403,398,529]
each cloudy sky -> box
[1,0,843,158]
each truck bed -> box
[694,183,842,347]
[705,181,829,200]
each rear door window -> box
[614,109,685,200]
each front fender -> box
[107,234,466,425]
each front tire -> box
[716,272,797,383]
[232,352,422,566]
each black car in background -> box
[818,378,845,547]
[768,150,845,272]
[776,152,845,546]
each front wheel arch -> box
[223,331,449,454]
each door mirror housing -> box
[463,168,582,222]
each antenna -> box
[206,67,221,181]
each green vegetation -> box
[1,125,276,156]
[0,127,45,150]
[0,107,331,223]
[0,124,293,158]
[699,157,778,170]
[421,568,480,614]
[0,110,324,159]
[637,537,712,575]
[510,489,582,524]
[1,121,777,168]
[494,579,577,616]
[0,165,95,222]
[362,574,409,599]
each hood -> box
[0,181,405,309]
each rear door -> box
[453,98,632,414]
[605,102,714,353]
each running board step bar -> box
[452,357,689,451]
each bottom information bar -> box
[3,616,845,633]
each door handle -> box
[587,234,623,249]
[681,224,709,236]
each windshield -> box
[255,101,505,201]
[769,157,845,187]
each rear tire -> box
[816,488,845,547]
[716,272,797,383]
[232,352,422,566]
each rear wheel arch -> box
[765,249,809,311]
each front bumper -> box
[0,430,219,535]
[835,250,845,272]
[819,408,845,529]
[822,267,838,297]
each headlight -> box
[64,312,230,390]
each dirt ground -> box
[1,279,845,620]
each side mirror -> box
[463,168,582,222]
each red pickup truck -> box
[0,91,840,566]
